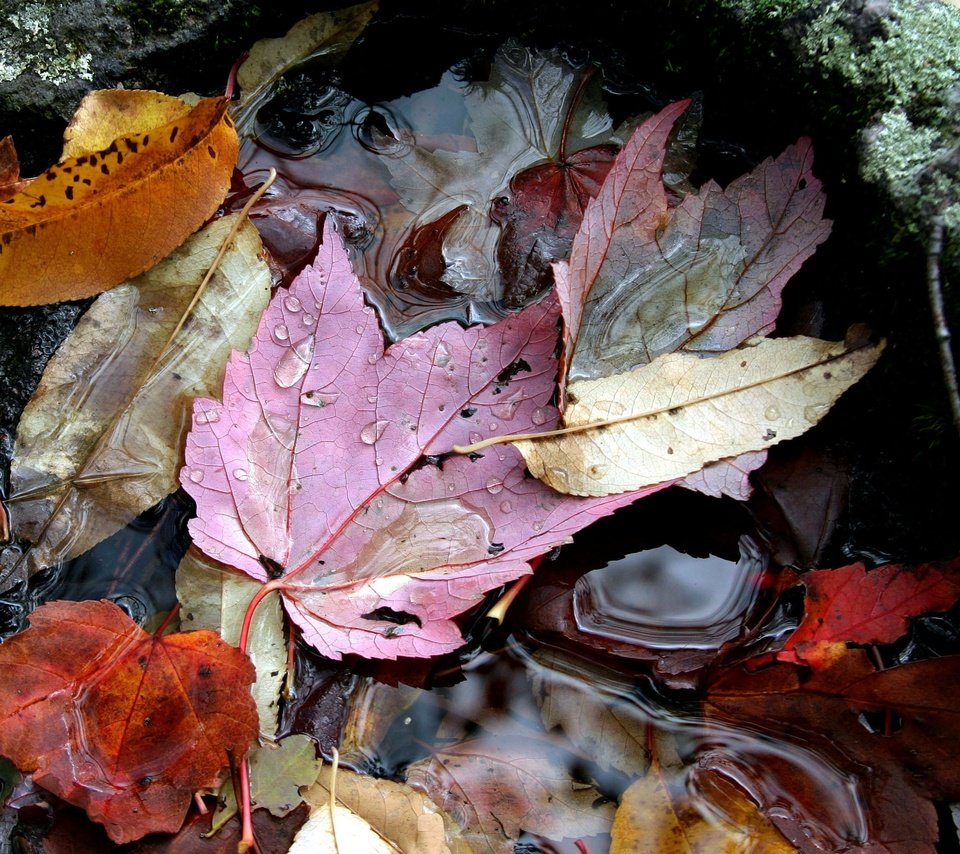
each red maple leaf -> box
[0,600,258,843]
[777,558,960,668]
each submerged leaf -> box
[3,214,270,591]
[0,95,239,305]
[512,335,883,496]
[181,221,653,660]
[557,101,832,383]
[0,600,258,843]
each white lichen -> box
[0,2,93,85]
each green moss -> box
[803,0,960,127]
[113,0,209,35]
[0,1,93,85]
[714,0,815,17]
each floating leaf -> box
[234,2,379,135]
[181,221,653,660]
[0,600,258,843]
[557,101,832,384]
[777,558,960,668]
[508,334,883,496]
[176,547,286,736]
[3,214,270,591]
[0,95,239,305]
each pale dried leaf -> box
[176,548,286,737]
[289,800,397,854]
[234,2,379,135]
[4,215,270,590]
[515,335,883,496]
[305,765,454,854]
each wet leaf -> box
[512,334,883,496]
[176,547,286,736]
[61,90,194,159]
[611,761,796,853]
[557,101,832,384]
[289,796,396,853]
[304,765,455,853]
[381,43,623,302]
[405,729,616,851]
[777,558,960,668]
[0,600,258,843]
[4,214,270,591]
[233,2,379,136]
[707,652,960,850]
[0,94,239,306]
[0,135,26,198]
[181,221,656,660]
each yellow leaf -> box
[611,763,796,853]
[511,335,883,496]
[0,94,238,306]
[61,89,193,159]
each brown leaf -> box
[0,600,258,843]
[0,94,238,306]
[0,135,26,199]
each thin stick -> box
[161,168,276,353]
[238,757,257,853]
[329,747,342,854]
[926,215,960,437]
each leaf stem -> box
[329,747,342,854]
[926,215,960,437]
[238,579,287,656]
[152,602,181,636]
[238,756,257,853]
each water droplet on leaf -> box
[273,334,315,388]
[233,468,249,481]
[284,294,302,312]
[273,323,290,343]
[360,419,388,444]
[485,477,504,494]
[764,405,781,421]
[499,500,513,513]
[188,469,204,483]
[531,407,549,426]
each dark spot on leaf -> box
[29,195,46,208]
[169,126,180,143]
[62,166,73,174]
[667,447,674,454]
[225,115,235,129]
[763,429,777,440]
[125,140,139,153]
[488,542,505,554]
[75,156,88,166]
[468,452,484,462]
[89,155,97,166]
[361,607,423,628]
[73,174,81,182]
[460,407,477,418]
[741,360,748,367]
[668,407,680,416]
[172,372,182,381]
[198,665,212,678]
[103,141,118,155]
[823,371,832,380]
[138,655,148,669]
[82,178,91,185]
[798,178,807,190]
[567,392,578,405]
[142,135,149,146]
[143,716,152,727]
[25,224,36,237]
[45,171,56,180]
[140,776,153,786]
[259,555,285,579]
[207,145,217,159]
[117,152,124,164]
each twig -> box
[926,215,960,437]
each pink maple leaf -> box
[181,221,662,660]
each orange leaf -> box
[0,600,258,843]
[0,95,238,306]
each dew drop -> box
[302,390,340,408]
[531,407,549,426]
[532,520,544,532]
[272,323,290,343]
[366,394,377,404]
[195,408,220,424]
[499,500,513,513]
[356,324,365,334]
[284,294,302,312]
[360,419,388,444]
[367,353,377,364]
[485,477,504,495]
[764,405,781,421]
[447,482,456,492]
[491,401,519,421]
[273,334,315,388]
[375,457,383,466]
[302,313,315,326]
[188,469,204,483]
[233,468,249,481]
[488,422,498,432]
[470,432,483,444]
[433,342,451,368]
[804,404,826,423]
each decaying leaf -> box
[176,547,286,736]
[2,214,269,591]
[0,600,258,843]
[304,765,455,854]
[777,558,960,668]
[611,760,796,853]
[181,220,655,660]
[289,800,397,854]
[0,95,239,305]
[234,1,379,135]
[405,730,616,852]
[61,90,194,159]
[510,334,883,496]
[557,101,832,384]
